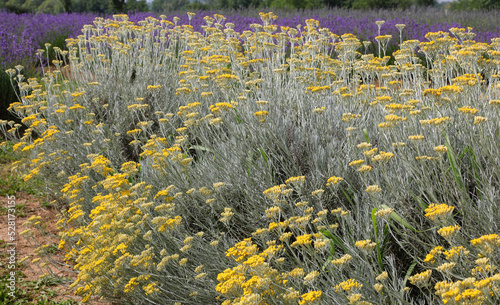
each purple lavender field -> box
[1,8,500,72]
[0,11,155,71]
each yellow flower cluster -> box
[299,290,322,304]
[326,176,343,187]
[355,239,376,253]
[408,269,432,288]
[424,203,455,222]
[458,106,479,114]
[285,176,306,186]
[217,239,289,304]
[335,279,363,292]
[471,234,500,254]
[226,238,258,262]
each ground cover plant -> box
[1,10,500,305]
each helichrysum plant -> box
[2,12,500,305]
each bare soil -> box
[0,162,110,304]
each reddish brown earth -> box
[0,162,110,304]
[0,192,77,302]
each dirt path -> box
[0,162,110,304]
[0,192,77,302]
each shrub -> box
[3,12,500,305]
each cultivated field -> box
[1,8,500,305]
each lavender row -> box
[1,9,499,72]
[0,11,155,71]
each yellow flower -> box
[143,282,159,296]
[385,114,407,122]
[437,225,460,240]
[436,262,456,274]
[365,185,381,193]
[434,145,447,153]
[153,215,182,232]
[263,185,285,201]
[420,117,451,125]
[342,113,362,122]
[471,264,497,276]
[210,102,234,114]
[471,234,500,254]
[313,107,326,114]
[216,266,246,295]
[124,277,139,293]
[392,142,405,147]
[226,238,258,262]
[454,289,484,303]
[213,182,226,190]
[357,142,372,149]
[349,159,365,167]
[357,165,373,172]
[374,208,393,220]
[364,148,378,157]
[332,254,352,266]
[408,135,425,141]
[371,151,394,162]
[424,246,444,264]
[326,176,343,187]
[443,246,469,261]
[303,270,320,284]
[243,255,265,268]
[120,161,139,174]
[355,239,376,253]
[424,203,454,222]
[346,293,362,304]
[408,270,432,287]
[458,106,479,114]
[473,116,487,125]
[265,206,281,219]
[280,232,293,242]
[291,234,313,247]
[285,176,305,186]
[376,271,388,281]
[335,279,362,292]
[220,207,234,225]
[299,290,322,305]
[288,268,305,278]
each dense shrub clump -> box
[2,12,500,304]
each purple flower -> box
[1,9,498,73]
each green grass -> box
[0,139,19,164]
[0,202,27,217]
[0,173,39,197]
[0,163,42,197]
[0,139,50,198]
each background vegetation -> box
[2,0,500,13]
